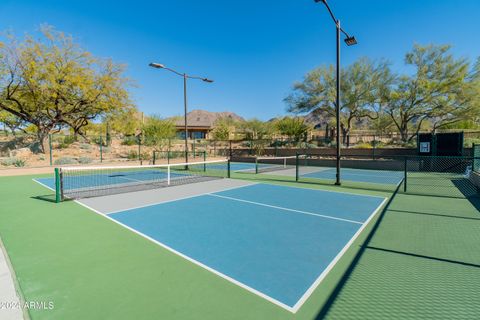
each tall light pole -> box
[314,0,357,185]
[149,63,213,165]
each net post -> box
[227,160,231,178]
[403,156,408,192]
[295,153,299,182]
[283,157,287,168]
[255,157,259,174]
[167,165,171,186]
[48,134,53,166]
[55,168,62,203]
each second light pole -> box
[149,63,213,165]
[315,0,357,185]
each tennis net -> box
[255,156,297,174]
[55,159,230,201]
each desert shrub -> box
[127,150,138,160]
[63,136,76,145]
[122,136,138,146]
[355,142,373,149]
[78,157,92,164]
[80,143,92,150]
[1,157,26,167]
[54,157,78,165]
[140,152,152,161]
[464,138,480,148]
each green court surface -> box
[0,171,479,319]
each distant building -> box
[174,109,245,139]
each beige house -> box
[174,109,244,139]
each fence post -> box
[403,156,408,192]
[229,140,232,158]
[372,135,376,160]
[99,135,103,163]
[152,151,156,165]
[48,134,53,166]
[138,136,142,165]
[227,160,231,178]
[295,153,299,182]
[203,151,207,172]
[193,139,196,158]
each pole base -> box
[334,182,341,186]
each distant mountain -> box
[174,109,245,127]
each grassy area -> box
[0,172,478,319]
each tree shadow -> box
[452,179,480,211]
[314,183,402,319]
[366,246,480,269]
[389,209,480,221]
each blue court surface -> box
[103,183,386,311]
[301,167,404,185]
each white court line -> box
[32,176,389,313]
[73,199,296,313]
[207,193,363,225]
[105,182,258,215]
[32,178,55,191]
[291,196,388,312]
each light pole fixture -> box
[149,63,213,165]
[314,0,358,186]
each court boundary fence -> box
[293,153,480,198]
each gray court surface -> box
[78,178,257,214]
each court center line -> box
[207,193,364,225]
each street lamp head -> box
[314,0,327,4]
[202,78,214,83]
[149,62,165,69]
[344,36,357,46]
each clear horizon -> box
[1,0,479,121]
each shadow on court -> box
[30,194,57,203]
[313,183,480,319]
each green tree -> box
[142,115,177,151]
[275,117,310,142]
[241,118,273,140]
[103,108,142,136]
[0,110,25,136]
[0,26,132,152]
[285,58,394,145]
[384,44,473,142]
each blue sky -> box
[1,0,479,120]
